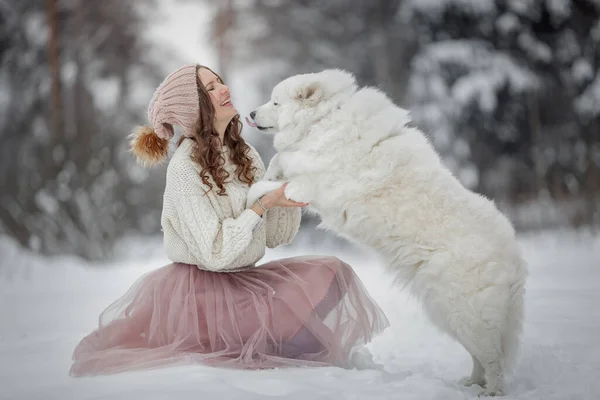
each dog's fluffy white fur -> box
[247,69,527,396]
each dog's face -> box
[248,69,357,150]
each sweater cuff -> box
[238,208,263,231]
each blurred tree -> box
[213,0,236,82]
[0,0,165,259]
[403,0,600,228]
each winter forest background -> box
[1,0,599,260]
[2,1,600,399]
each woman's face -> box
[197,67,238,128]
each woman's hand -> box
[250,183,307,216]
[261,183,308,208]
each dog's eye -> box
[273,102,279,106]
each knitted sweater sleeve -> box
[250,147,302,248]
[264,206,301,248]
[168,160,262,272]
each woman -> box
[69,64,389,376]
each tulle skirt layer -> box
[70,256,389,376]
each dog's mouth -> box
[245,116,273,131]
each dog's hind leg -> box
[458,340,504,396]
[459,354,486,388]
[468,333,505,396]
[479,357,504,397]
[448,306,505,395]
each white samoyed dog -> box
[245,69,527,397]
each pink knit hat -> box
[129,64,200,166]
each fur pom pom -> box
[129,125,170,167]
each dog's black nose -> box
[250,111,256,119]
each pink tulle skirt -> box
[70,256,389,376]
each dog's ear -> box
[296,82,323,104]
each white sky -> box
[149,0,218,70]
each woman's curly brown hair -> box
[178,65,256,196]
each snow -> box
[90,77,120,113]
[592,20,600,42]
[506,0,538,18]
[575,75,600,120]
[407,39,537,189]
[572,58,594,84]
[405,0,497,18]
[496,13,520,35]
[1,229,600,400]
[412,40,537,110]
[546,0,572,25]
[34,190,59,216]
[517,32,552,63]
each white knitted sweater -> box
[161,138,301,272]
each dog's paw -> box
[459,376,486,388]
[478,388,504,397]
[284,182,311,204]
[246,180,285,208]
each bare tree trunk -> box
[528,91,547,195]
[584,120,599,229]
[47,0,64,142]
[214,0,235,81]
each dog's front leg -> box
[246,180,286,208]
[263,153,285,181]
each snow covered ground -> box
[1,229,599,400]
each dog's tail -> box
[501,255,527,373]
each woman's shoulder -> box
[168,139,197,171]
[165,139,204,189]
[171,137,194,160]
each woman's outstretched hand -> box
[250,183,308,216]
[261,183,308,208]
